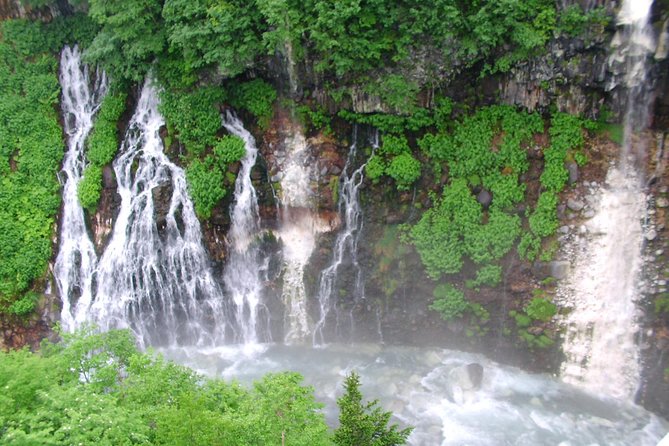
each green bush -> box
[8,291,39,316]
[0,23,64,312]
[338,109,434,135]
[467,264,502,289]
[77,166,103,213]
[185,158,226,219]
[380,135,410,156]
[365,155,386,184]
[84,0,166,81]
[0,328,343,445]
[160,87,226,155]
[213,135,246,164]
[365,74,419,114]
[87,92,126,166]
[528,192,559,238]
[411,179,481,277]
[228,79,276,129]
[386,152,421,191]
[430,284,469,321]
[525,297,557,322]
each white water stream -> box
[54,46,108,332]
[86,81,226,348]
[313,127,374,345]
[559,0,655,400]
[221,111,271,344]
[276,129,331,342]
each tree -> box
[85,0,166,81]
[334,372,412,446]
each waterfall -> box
[277,130,315,342]
[86,80,226,348]
[221,111,271,344]
[313,127,374,345]
[559,0,655,400]
[274,128,331,343]
[54,46,108,332]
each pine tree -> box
[334,372,413,446]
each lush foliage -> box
[0,328,337,445]
[0,20,64,314]
[185,135,246,219]
[334,372,412,446]
[410,106,540,280]
[159,87,226,155]
[85,0,166,81]
[77,165,104,212]
[429,284,469,321]
[525,296,557,322]
[162,0,263,77]
[363,135,421,191]
[227,79,277,129]
[78,92,127,211]
[0,328,411,445]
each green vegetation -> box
[0,20,65,315]
[78,92,127,212]
[364,135,421,191]
[518,112,589,260]
[186,135,246,219]
[410,106,539,281]
[334,372,412,446]
[372,226,410,298]
[557,5,610,38]
[77,166,104,212]
[159,87,226,155]
[508,293,557,349]
[430,284,469,321]
[228,79,277,129]
[0,328,409,445]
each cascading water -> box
[86,80,226,348]
[276,129,323,342]
[221,111,271,344]
[54,46,108,332]
[313,127,374,345]
[559,0,655,400]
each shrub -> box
[386,152,421,191]
[160,87,226,155]
[0,25,64,311]
[411,179,481,277]
[525,297,557,322]
[185,158,226,219]
[467,264,502,289]
[8,291,39,316]
[430,284,469,321]
[228,79,276,129]
[77,165,103,212]
[213,135,246,164]
[365,155,386,184]
[86,92,126,166]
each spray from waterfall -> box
[221,111,272,344]
[559,0,655,400]
[87,80,226,348]
[55,46,108,332]
[313,127,376,345]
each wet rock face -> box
[499,36,611,118]
[92,165,120,254]
[0,290,59,351]
[262,106,347,218]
